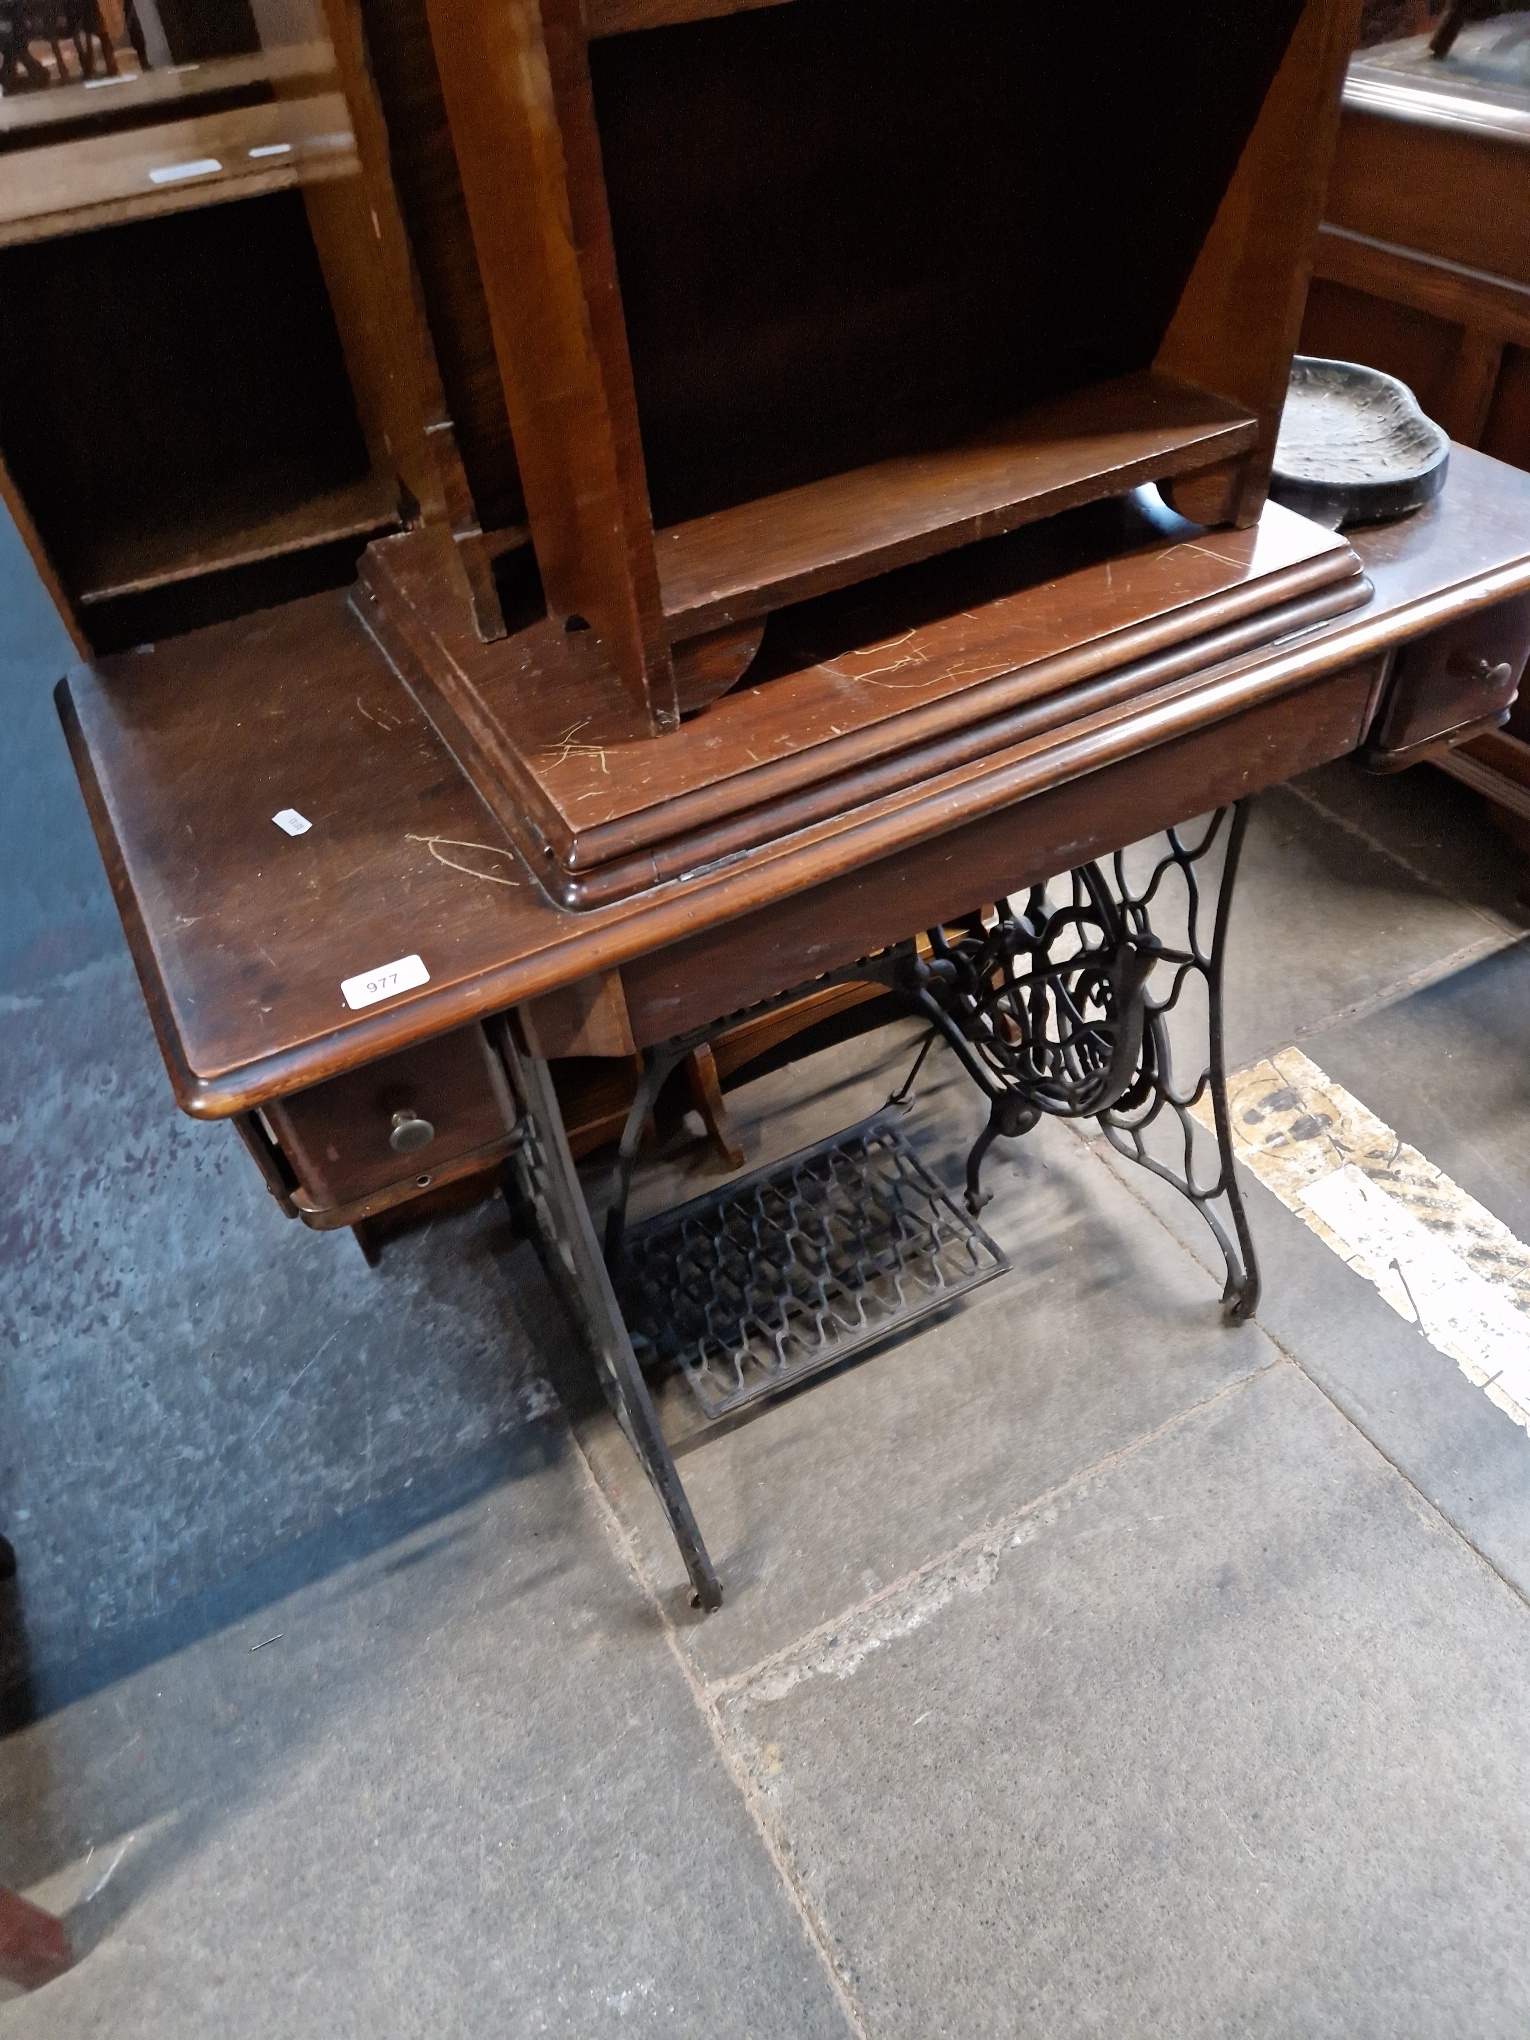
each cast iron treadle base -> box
[615,1113,1010,1422]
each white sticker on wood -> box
[271,809,311,836]
[341,954,429,1012]
[148,159,222,185]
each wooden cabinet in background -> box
[1300,25,1530,849]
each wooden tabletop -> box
[59,447,1530,1117]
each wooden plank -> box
[74,471,399,604]
[0,446,88,654]
[0,93,359,246]
[354,0,526,533]
[1155,0,1364,524]
[0,40,335,135]
[295,0,449,530]
[1313,223,1530,348]
[585,0,790,37]
[424,0,674,727]
[1441,724,1530,815]
[653,372,1259,634]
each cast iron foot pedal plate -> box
[615,1112,1010,1422]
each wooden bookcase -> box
[423,0,1363,732]
[0,0,479,650]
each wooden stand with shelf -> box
[421,0,1362,742]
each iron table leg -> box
[499,1032,723,1611]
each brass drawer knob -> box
[389,1109,436,1155]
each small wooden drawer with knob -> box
[1362,595,1530,769]
[249,1022,519,1223]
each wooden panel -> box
[74,473,398,606]
[355,0,525,532]
[519,969,636,1058]
[0,94,359,246]
[1155,0,1364,524]
[654,374,1259,634]
[1325,108,1530,286]
[1314,222,1530,346]
[620,664,1383,1043]
[591,0,1305,532]
[424,0,672,725]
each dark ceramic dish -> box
[1269,355,1450,529]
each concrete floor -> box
[5,507,1530,2035]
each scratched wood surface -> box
[358,491,1360,891]
[58,447,1530,1114]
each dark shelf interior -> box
[0,190,377,633]
[589,0,1306,529]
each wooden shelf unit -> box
[0,0,473,651]
[72,472,401,608]
[0,91,360,247]
[423,0,1363,734]
[0,40,336,137]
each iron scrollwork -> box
[892,804,1260,1322]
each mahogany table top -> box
[57,447,1530,1117]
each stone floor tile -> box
[1219,784,1509,1067]
[1314,937,1530,1243]
[581,1029,1274,1681]
[1293,756,1528,934]
[721,1364,1530,2040]
[0,1436,849,2040]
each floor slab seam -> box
[1075,1109,1530,1627]
[563,1410,873,2040]
[1285,929,1528,1053]
[1252,1304,1530,1622]
[1281,773,1520,934]
[708,1356,1283,1708]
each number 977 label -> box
[340,953,430,1011]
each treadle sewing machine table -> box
[57,447,1530,1611]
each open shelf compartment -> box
[655,371,1259,634]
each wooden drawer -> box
[262,1024,517,1214]
[1364,595,1530,765]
